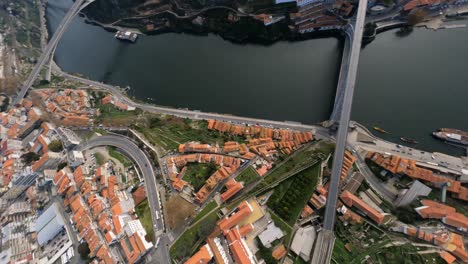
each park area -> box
[134,199,155,243]
[135,116,242,152]
[170,209,219,261]
[182,163,218,191]
[236,166,259,185]
[267,164,320,225]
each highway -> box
[77,135,170,264]
[14,0,93,105]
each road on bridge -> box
[14,0,91,105]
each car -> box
[396,144,402,148]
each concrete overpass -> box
[312,0,369,262]
[78,135,170,264]
[13,0,95,105]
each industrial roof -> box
[35,203,66,246]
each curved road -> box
[78,135,170,264]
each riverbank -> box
[47,0,468,157]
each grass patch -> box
[227,141,333,211]
[108,146,133,167]
[253,141,333,192]
[135,116,244,152]
[236,166,259,185]
[332,237,354,263]
[134,199,155,243]
[94,153,106,166]
[98,104,141,126]
[256,237,276,264]
[267,164,320,225]
[293,257,308,264]
[193,201,218,223]
[373,244,445,264]
[269,209,293,245]
[183,163,218,191]
[340,221,444,264]
[170,209,219,261]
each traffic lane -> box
[82,136,168,260]
[80,136,164,225]
[354,155,397,202]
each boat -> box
[400,137,418,144]
[115,31,138,42]
[373,126,388,134]
[432,128,468,146]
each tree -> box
[48,140,63,152]
[78,242,91,260]
[407,9,428,26]
[22,152,40,165]
[57,162,67,171]
[0,97,10,112]
[149,117,162,128]
[364,22,377,37]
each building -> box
[2,172,39,200]
[32,151,62,172]
[415,200,468,232]
[67,150,85,168]
[272,244,287,260]
[290,226,316,261]
[217,201,254,231]
[57,127,81,150]
[367,152,468,202]
[340,190,385,225]
[258,223,285,248]
[35,202,66,246]
[185,244,214,264]
[395,180,432,207]
[220,179,244,202]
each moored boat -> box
[373,126,388,134]
[433,128,468,146]
[400,137,418,144]
[115,31,138,42]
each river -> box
[47,0,468,156]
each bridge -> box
[312,0,369,262]
[13,0,95,105]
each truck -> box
[154,237,161,249]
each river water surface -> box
[47,0,468,156]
